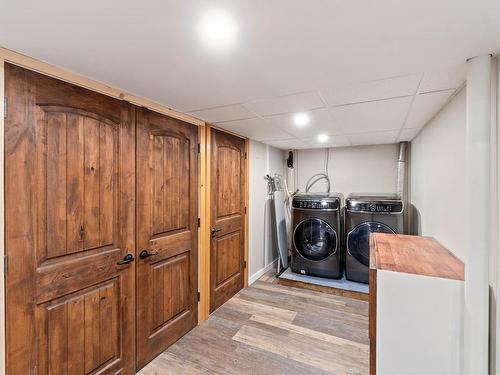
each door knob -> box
[139,250,159,259]
[211,227,222,237]
[116,253,135,265]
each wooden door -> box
[5,64,136,374]
[209,128,246,312]
[136,108,198,369]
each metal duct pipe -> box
[396,142,408,199]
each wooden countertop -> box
[369,233,464,281]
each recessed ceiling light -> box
[293,113,310,127]
[198,9,238,51]
[317,134,329,143]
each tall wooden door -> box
[5,64,136,374]
[209,128,246,312]
[136,108,199,369]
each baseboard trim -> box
[248,258,278,285]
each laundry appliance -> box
[291,193,343,278]
[344,193,404,283]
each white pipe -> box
[305,172,331,193]
[495,55,500,375]
[465,54,492,375]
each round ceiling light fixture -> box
[317,134,329,143]
[293,113,310,127]
[198,9,238,51]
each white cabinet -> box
[369,233,464,375]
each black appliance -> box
[291,193,343,278]
[344,193,404,283]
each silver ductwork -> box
[396,142,408,200]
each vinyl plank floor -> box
[138,271,369,375]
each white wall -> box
[248,140,283,283]
[410,88,466,261]
[266,146,285,265]
[411,75,500,374]
[294,144,399,199]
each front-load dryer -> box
[344,194,404,283]
[291,193,343,278]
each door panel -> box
[36,106,119,261]
[5,64,136,374]
[216,146,241,217]
[151,134,190,234]
[215,231,242,285]
[151,254,190,329]
[136,108,198,369]
[293,218,337,261]
[37,280,119,374]
[347,222,395,266]
[210,128,246,312]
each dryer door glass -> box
[293,218,337,261]
[347,222,395,266]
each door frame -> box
[0,50,251,367]
[0,51,6,375]
[198,124,249,322]
[0,48,207,371]
[0,49,251,369]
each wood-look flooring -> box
[139,272,369,375]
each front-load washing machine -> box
[291,193,343,278]
[344,193,404,283]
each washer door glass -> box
[347,222,395,266]
[293,218,337,261]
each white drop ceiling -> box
[2,1,500,149]
[194,69,464,148]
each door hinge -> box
[4,97,7,119]
[197,218,200,228]
[4,255,8,277]
[197,143,201,153]
[244,151,247,160]
[197,292,200,302]
[244,206,247,214]
[243,260,247,269]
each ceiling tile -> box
[265,139,312,150]
[419,64,466,93]
[398,128,421,142]
[404,89,455,129]
[329,96,412,134]
[265,108,343,138]
[4,1,499,117]
[242,91,324,117]
[301,135,351,148]
[215,117,293,141]
[320,74,421,106]
[347,130,399,146]
[188,104,254,123]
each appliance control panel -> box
[292,199,339,210]
[346,201,403,213]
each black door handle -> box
[211,227,222,237]
[116,253,135,265]
[139,250,159,260]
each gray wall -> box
[293,144,400,199]
[410,88,466,261]
[248,140,284,281]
